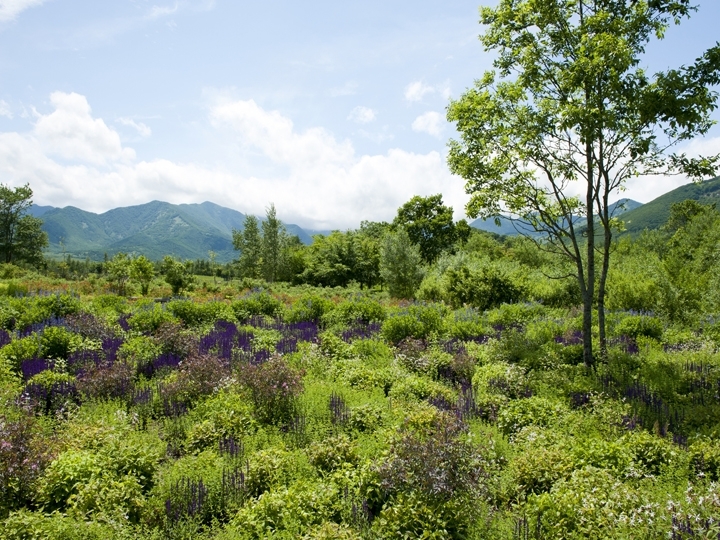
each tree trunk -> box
[583,139,595,367]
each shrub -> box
[153,321,198,358]
[497,396,567,436]
[168,300,235,327]
[236,355,303,425]
[381,304,446,344]
[445,264,524,310]
[245,448,300,498]
[614,314,664,340]
[389,374,455,403]
[3,510,121,540]
[76,361,134,401]
[41,326,82,360]
[0,336,40,372]
[0,413,53,517]
[689,437,720,481]
[307,434,358,474]
[128,304,176,334]
[286,294,335,323]
[322,297,386,326]
[231,292,284,321]
[529,467,643,539]
[161,354,230,406]
[65,312,116,342]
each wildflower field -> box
[0,276,719,539]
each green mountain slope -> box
[619,176,720,235]
[39,201,313,262]
[470,198,643,236]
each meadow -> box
[0,221,719,540]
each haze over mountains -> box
[31,177,720,262]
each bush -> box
[161,354,230,406]
[168,300,235,327]
[76,361,134,401]
[322,297,386,326]
[497,396,567,436]
[245,448,302,498]
[381,304,446,344]
[286,294,335,323]
[236,355,303,425]
[445,264,524,311]
[0,336,40,372]
[41,326,82,360]
[231,292,284,321]
[307,434,357,474]
[614,314,664,340]
[127,304,176,334]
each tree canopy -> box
[0,184,48,267]
[447,0,720,364]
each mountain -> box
[37,201,314,262]
[469,197,643,236]
[618,176,720,235]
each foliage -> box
[160,256,195,296]
[130,255,155,296]
[236,355,303,424]
[233,214,263,279]
[0,183,48,266]
[393,194,460,264]
[379,228,424,299]
[105,253,132,296]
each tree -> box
[447,0,720,365]
[233,215,262,279]
[105,253,132,296]
[261,203,288,282]
[379,228,425,299]
[130,255,155,296]
[393,194,458,264]
[160,256,195,296]
[0,183,48,266]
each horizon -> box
[2,0,719,230]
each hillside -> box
[470,198,643,236]
[38,201,313,262]
[619,176,720,235]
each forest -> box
[0,189,719,539]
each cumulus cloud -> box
[0,100,11,118]
[0,92,469,229]
[404,81,435,103]
[34,92,135,164]
[412,111,444,137]
[347,106,376,124]
[0,0,46,22]
[116,117,152,138]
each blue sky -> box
[0,0,718,229]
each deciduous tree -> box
[447,0,720,364]
[0,183,48,267]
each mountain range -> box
[30,201,316,263]
[469,176,720,237]
[30,176,720,262]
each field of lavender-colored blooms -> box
[0,269,719,539]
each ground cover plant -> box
[2,213,720,540]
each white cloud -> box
[116,117,152,138]
[412,111,444,137]
[347,106,376,124]
[0,100,11,118]
[0,93,469,229]
[404,81,435,103]
[0,0,46,22]
[33,92,135,164]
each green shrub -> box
[307,434,358,474]
[614,314,664,340]
[371,491,467,540]
[127,304,176,334]
[497,396,567,436]
[0,335,40,372]
[237,355,303,425]
[445,264,524,311]
[689,437,720,481]
[322,297,386,326]
[381,304,446,344]
[3,510,123,540]
[245,448,301,498]
[529,467,643,539]
[231,292,283,321]
[41,326,82,359]
[231,480,336,539]
[286,294,335,323]
[168,300,235,327]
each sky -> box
[0,0,718,230]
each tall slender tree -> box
[448,0,720,365]
[0,183,48,266]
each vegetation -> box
[0,183,48,267]
[447,0,720,365]
[1,192,720,538]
